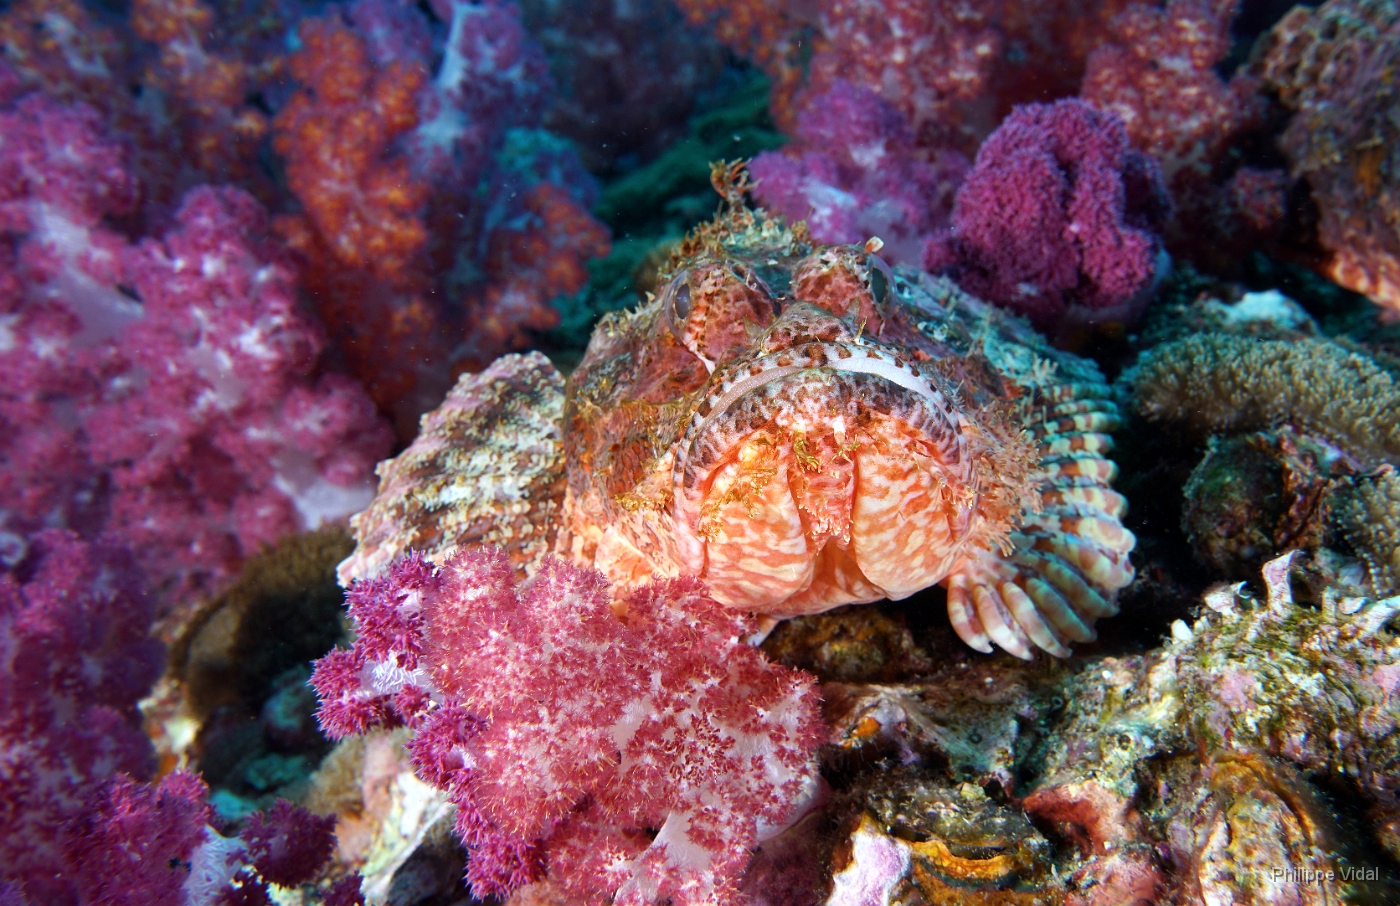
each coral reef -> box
[0,530,161,889]
[1038,552,1400,873]
[303,729,456,903]
[1131,333,1400,462]
[312,548,823,903]
[0,0,290,212]
[761,604,934,684]
[924,99,1171,332]
[786,553,1400,902]
[592,74,784,236]
[1341,468,1400,591]
[676,0,1127,152]
[57,772,345,906]
[1255,0,1400,315]
[678,0,1310,307]
[1179,428,1346,576]
[127,0,285,200]
[1081,0,1262,194]
[3,0,1398,900]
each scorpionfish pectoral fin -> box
[946,381,1136,659]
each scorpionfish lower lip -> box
[671,343,976,616]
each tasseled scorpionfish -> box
[340,175,1135,658]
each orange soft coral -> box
[272,18,448,431]
[0,0,132,106]
[470,183,612,360]
[130,0,279,192]
[273,19,429,282]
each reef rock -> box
[1130,331,1400,593]
[803,552,1399,904]
[1255,0,1400,315]
[344,169,1136,659]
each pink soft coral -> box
[924,98,1170,332]
[311,549,824,905]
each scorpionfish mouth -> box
[671,307,977,617]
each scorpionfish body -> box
[342,189,1135,659]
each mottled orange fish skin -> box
[553,197,1134,657]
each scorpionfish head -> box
[636,246,1029,618]
[565,224,1133,660]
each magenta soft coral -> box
[311,549,824,904]
[924,98,1170,332]
[0,530,161,891]
[0,78,391,619]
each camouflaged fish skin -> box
[556,201,1134,658]
[343,195,1134,658]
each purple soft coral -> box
[0,530,161,892]
[925,98,1171,331]
[0,530,344,904]
[751,80,967,264]
[311,549,824,905]
[62,772,339,906]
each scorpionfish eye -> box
[661,259,779,367]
